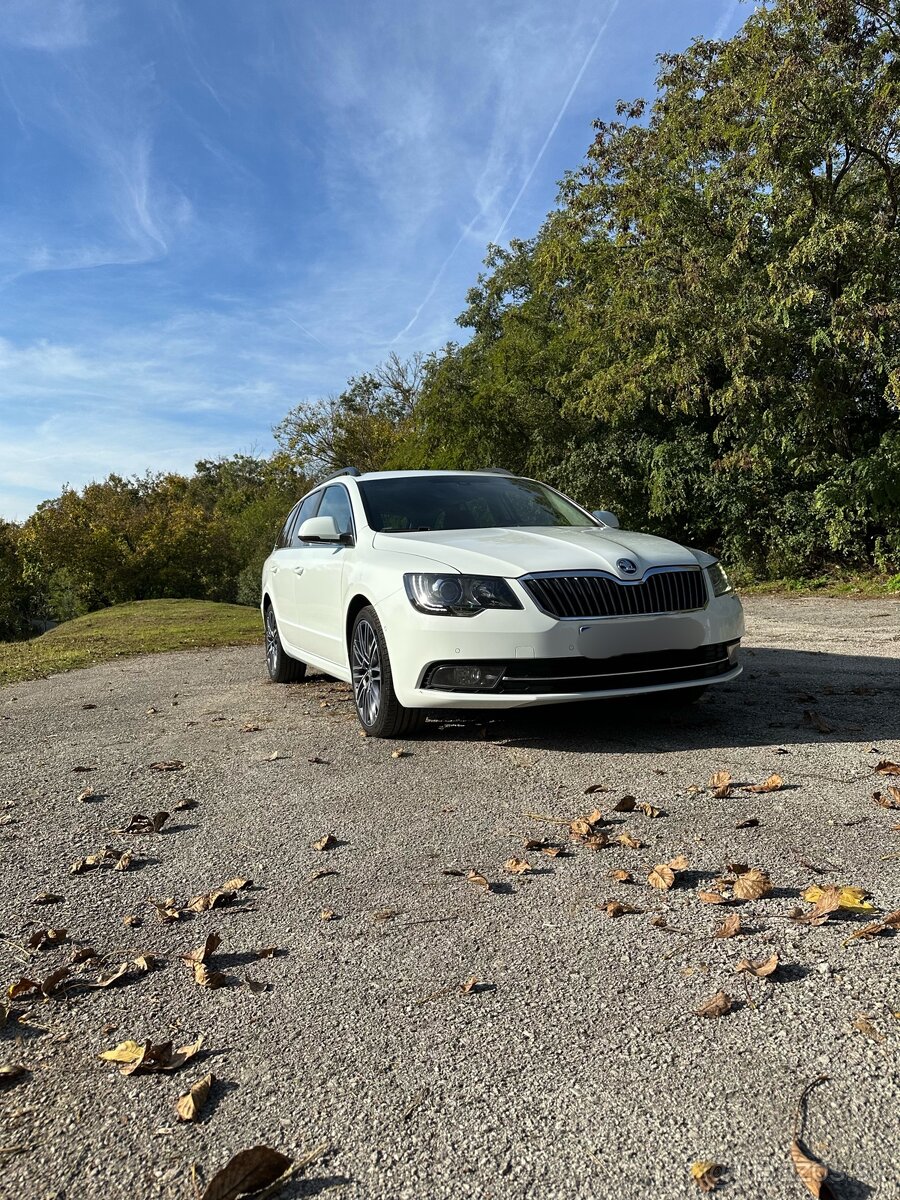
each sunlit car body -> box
[260,469,744,737]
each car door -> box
[292,483,355,665]
[272,491,322,651]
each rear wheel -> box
[351,606,425,738]
[264,603,307,683]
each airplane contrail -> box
[494,0,621,243]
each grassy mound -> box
[0,599,262,687]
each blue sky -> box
[0,0,745,520]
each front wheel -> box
[350,606,425,738]
[264,604,307,683]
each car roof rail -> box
[478,467,515,476]
[319,466,362,483]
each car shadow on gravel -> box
[425,647,899,752]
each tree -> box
[275,353,424,475]
[409,0,900,575]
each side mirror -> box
[297,515,343,542]
[591,509,620,529]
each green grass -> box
[737,570,900,598]
[0,599,262,687]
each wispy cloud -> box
[0,0,99,52]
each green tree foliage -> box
[0,520,32,639]
[15,455,308,624]
[408,0,900,575]
[275,352,424,475]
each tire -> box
[264,603,307,684]
[350,605,425,738]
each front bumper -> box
[376,588,745,710]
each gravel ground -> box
[1,595,899,1200]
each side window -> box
[275,503,301,549]
[290,490,323,547]
[316,485,354,538]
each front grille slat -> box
[522,568,705,620]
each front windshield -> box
[357,475,596,532]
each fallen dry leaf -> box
[309,868,337,881]
[32,892,63,905]
[114,850,134,872]
[708,770,733,798]
[612,796,636,812]
[735,817,760,829]
[735,952,779,978]
[873,787,900,809]
[240,723,262,733]
[312,834,338,852]
[319,909,337,922]
[372,908,400,922]
[601,900,643,918]
[27,928,67,950]
[584,784,609,795]
[581,833,609,851]
[648,864,675,891]
[699,891,727,904]
[743,774,784,793]
[668,854,689,871]
[199,1145,293,1200]
[504,857,532,875]
[690,1160,723,1192]
[713,913,742,939]
[696,990,733,1019]
[0,1063,28,1085]
[732,868,772,901]
[176,1072,214,1122]
[460,976,478,995]
[76,787,95,802]
[391,748,411,759]
[790,1139,831,1198]
[149,760,185,772]
[101,1035,203,1076]
[637,802,663,818]
[617,831,644,850]
[851,1014,883,1043]
[466,870,490,892]
[123,811,170,834]
[801,884,875,913]
[181,933,222,966]
[608,869,633,883]
[804,711,834,734]
[875,760,900,776]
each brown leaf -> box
[873,787,900,809]
[77,787,95,802]
[612,796,636,812]
[200,1146,293,1200]
[608,869,633,883]
[7,977,41,1000]
[875,759,900,775]
[690,1160,723,1192]
[466,870,491,891]
[726,862,749,875]
[123,914,142,928]
[32,892,63,905]
[240,723,262,733]
[582,833,609,851]
[713,913,742,939]
[243,976,269,993]
[460,975,478,995]
[255,946,278,958]
[191,963,227,988]
[792,884,841,925]
[583,784,609,795]
[114,850,134,872]
[149,760,185,772]
[504,857,532,875]
[372,907,400,922]
[176,1072,214,1122]
[851,1014,883,1043]
[601,900,643,918]
[743,774,784,793]
[617,831,644,849]
[648,864,675,890]
[699,891,727,904]
[804,710,834,734]
[109,1034,204,1076]
[70,946,99,965]
[637,802,663,818]
[133,955,154,973]
[309,867,338,880]
[390,748,411,759]
[0,1063,28,1085]
[152,898,183,923]
[790,1139,831,1198]
[735,817,760,828]
[708,770,733,798]
[182,933,222,966]
[71,764,96,772]
[732,867,772,901]
[735,952,779,978]
[695,990,732,1019]
[668,854,690,871]
[312,834,338,852]
[27,928,67,950]
[319,909,337,921]
[542,845,563,858]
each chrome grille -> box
[521,568,707,619]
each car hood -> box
[371,526,700,579]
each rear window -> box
[357,475,594,532]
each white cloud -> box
[0,0,99,52]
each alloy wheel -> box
[352,619,382,726]
[265,607,279,674]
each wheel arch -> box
[345,592,375,653]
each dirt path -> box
[1,596,899,1199]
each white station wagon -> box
[260,469,744,737]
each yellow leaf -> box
[801,884,876,913]
[690,1160,723,1191]
[100,1040,144,1064]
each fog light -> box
[428,664,505,690]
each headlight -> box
[706,562,733,597]
[404,573,522,616]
